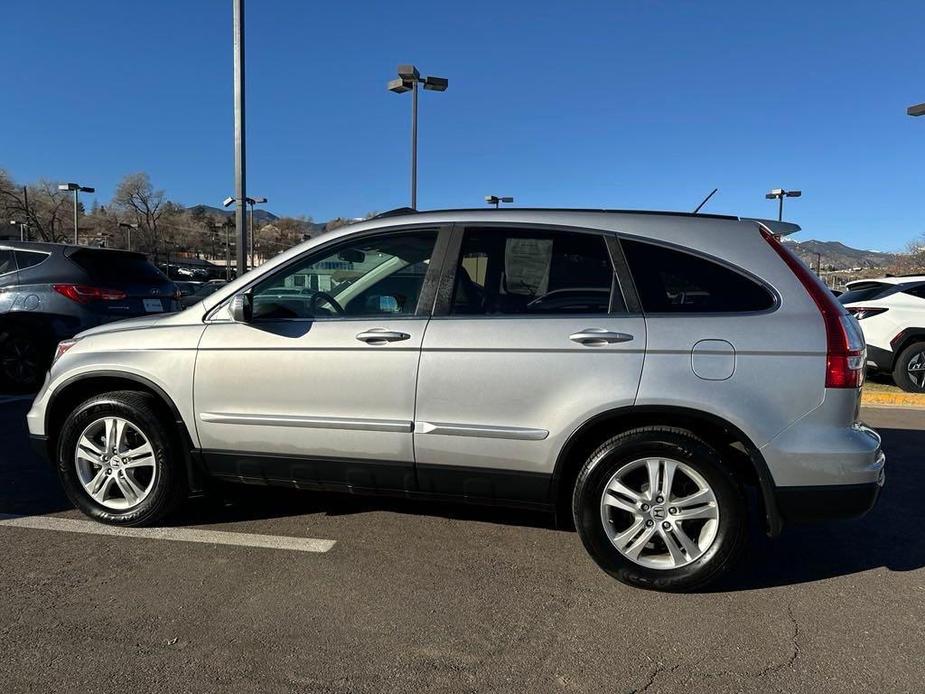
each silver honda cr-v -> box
[27,209,885,591]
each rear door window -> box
[622,239,775,313]
[69,249,166,284]
[901,284,925,300]
[0,249,14,276]
[450,227,619,315]
[14,250,48,271]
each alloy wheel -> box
[74,417,157,510]
[599,457,720,570]
[907,351,925,390]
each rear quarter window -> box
[622,239,775,313]
[14,250,49,271]
[69,249,166,284]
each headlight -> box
[52,339,78,364]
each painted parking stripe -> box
[0,514,336,553]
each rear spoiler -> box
[741,218,801,237]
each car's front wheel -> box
[572,427,746,592]
[56,391,185,526]
[893,341,925,394]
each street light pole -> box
[245,196,267,269]
[765,188,802,221]
[58,183,95,244]
[388,65,448,209]
[232,0,247,277]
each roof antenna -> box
[693,188,718,214]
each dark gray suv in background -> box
[0,241,177,391]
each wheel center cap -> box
[110,456,123,468]
[650,506,666,520]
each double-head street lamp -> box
[485,195,514,208]
[118,222,139,251]
[224,195,267,270]
[58,182,95,244]
[765,188,802,222]
[388,64,448,209]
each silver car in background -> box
[27,208,885,591]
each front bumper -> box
[866,344,893,372]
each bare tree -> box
[0,170,74,241]
[112,173,166,258]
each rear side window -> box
[451,228,618,315]
[622,239,775,313]
[70,249,166,284]
[838,282,896,305]
[14,250,48,271]
[901,284,925,300]
[0,249,13,276]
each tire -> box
[56,391,186,526]
[572,426,746,592]
[0,325,49,393]
[892,341,925,394]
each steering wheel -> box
[309,291,345,315]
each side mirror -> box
[230,292,253,322]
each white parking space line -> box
[0,514,336,553]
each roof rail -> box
[372,207,418,219]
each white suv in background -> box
[839,275,925,393]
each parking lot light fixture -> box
[765,188,802,221]
[58,182,95,244]
[387,64,449,209]
[118,222,139,251]
[485,195,514,208]
[908,103,925,117]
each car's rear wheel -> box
[56,391,185,526]
[893,341,925,394]
[0,325,48,392]
[572,427,746,592]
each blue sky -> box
[2,1,923,250]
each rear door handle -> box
[569,328,634,346]
[356,328,411,344]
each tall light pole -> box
[213,221,232,280]
[118,222,139,251]
[9,220,27,241]
[58,182,95,244]
[247,196,266,269]
[388,64,448,209]
[232,0,247,277]
[485,195,514,209]
[765,188,802,221]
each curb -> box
[861,391,925,409]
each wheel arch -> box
[891,328,925,364]
[44,370,206,495]
[550,405,782,536]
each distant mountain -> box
[782,238,897,270]
[187,204,279,224]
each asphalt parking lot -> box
[1,396,922,694]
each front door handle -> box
[569,328,634,346]
[356,328,411,344]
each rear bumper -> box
[776,475,883,523]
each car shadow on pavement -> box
[171,483,559,532]
[713,426,924,591]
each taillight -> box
[846,306,888,321]
[760,227,865,388]
[53,284,128,304]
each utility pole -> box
[232,0,247,276]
